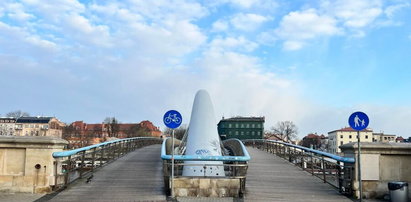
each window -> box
[246,124,249,128]
[252,131,255,136]
[228,124,232,128]
[235,131,239,135]
[340,141,343,145]
[384,137,387,140]
[235,124,239,128]
[365,135,368,139]
[241,124,244,128]
[241,131,244,136]
[349,135,352,139]
[252,124,255,128]
[340,135,343,138]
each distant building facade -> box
[217,117,265,140]
[372,132,396,142]
[0,118,17,136]
[300,133,328,151]
[64,120,162,149]
[328,127,373,154]
[0,117,65,138]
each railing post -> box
[322,156,326,183]
[337,161,342,192]
[91,147,96,172]
[79,150,86,178]
[288,146,292,162]
[65,155,71,186]
[311,153,314,175]
[117,142,121,158]
[100,144,105,167]
[301,151,305,170]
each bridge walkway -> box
[244,147,352,201]
[48,144,166,202]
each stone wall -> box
[341,142,411,199]
[173,178,241,197]
[0,136,67,193]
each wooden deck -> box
[45,144,352,201]
[48,144,166,202]
[244,147,352,201]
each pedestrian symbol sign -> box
[348,111,369,131]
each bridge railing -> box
[52,137,162,190]
[161,138,250,196]
[243,139,354,196]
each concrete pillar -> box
[341,142,411,199]
[0,136,67,193]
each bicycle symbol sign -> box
[163,110,182,129]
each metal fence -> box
[243,139,354,196]
[52,137,162,190]
[161,138,250,196]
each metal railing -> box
[52,137,162,189]
[243,139,354,196]
[161,138,250,195]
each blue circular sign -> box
[163,110,182,129]
[348,111,369,131]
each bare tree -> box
[126,124,151,138]
[270,121,298,142]
[104,117,120,137]
[6,110,30,118]
[164,125,187,140]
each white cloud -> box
[323,0,383,28]
[209,36,258,52]
[5,2,35,21]
[0,21,58,53]
[275,9,340,50]
[230,13,269,31]
[211,20,228,32]
[385,3,410,19]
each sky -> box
[1,0,411,138]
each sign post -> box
[348,111,369,202]
[163,110,182,198]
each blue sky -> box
[1,0,411,138]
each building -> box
[328,127,373,154]
[372,132,396,142]
[64,120,162,148]
[217,117,264,140]
[0,116,65,138]
[0,118,17,136]
[300,133,328,151]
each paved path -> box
[244,147,352,202]
[47,144,166,202]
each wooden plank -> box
[49,145,166,202]
[244,147,352,201]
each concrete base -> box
[173,178,241,197]
[0,136,67,193]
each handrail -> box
[244,139,355,163]
[53,137,160,158]
[160,138,250,162]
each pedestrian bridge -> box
[38,137,357,201]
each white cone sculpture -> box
[182,90,225,176]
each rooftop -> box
[220,116,265,122]
[328,127,373,134]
